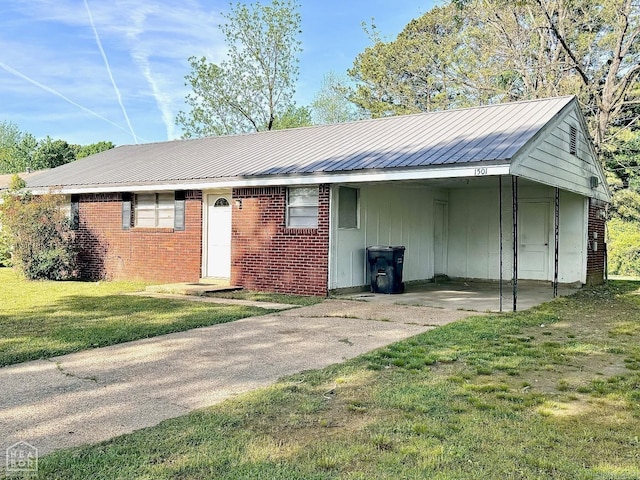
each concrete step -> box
[145,282,242,296]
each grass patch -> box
[8,280,640,479]
[0,268,275,366]
[206,290,323,306]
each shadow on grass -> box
[0,294,273,366]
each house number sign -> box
[474,167,488,176]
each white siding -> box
[329,184,447,289]
[510,103,609,202]
[447,184,586,283]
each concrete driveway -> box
[0,300,476,462]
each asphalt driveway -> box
[0,300,476,462]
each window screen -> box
[338,186,359,229]
[287,187,319,228]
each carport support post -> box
[554,187,560,298]
[512,176,518,312]
[499,176,503,312]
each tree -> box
[348,0,640,151]
[0,121,37,174]
[77,141,116,159]
[311,71,364,124]
[0,176,77,280]
[176,0,303,137]
[272,104,312,130]
[31,137,77,170]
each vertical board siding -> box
[447,184,586,283]
[330,184,446,289]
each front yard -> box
[6,278,639,479]
[0,268,276,366]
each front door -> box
[206,195,232,278]
[519,202,550,280]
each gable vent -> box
[569,125,577,156]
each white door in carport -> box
[519,202,550,280]
[206,195,232,278]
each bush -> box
[607,217,640,277]
[0,228,11,267]
[0,178,77,280]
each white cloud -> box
[1,0,228,143]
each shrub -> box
[0,176,77,280]
[0,227,11,267]
[607,217,640,277]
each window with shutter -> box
[134,193,176,228]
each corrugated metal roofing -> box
[24,96,575,190]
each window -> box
[135,193,175,228]
[287,187,319,228]
[338,186,359,229]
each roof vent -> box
[569,125,577,156]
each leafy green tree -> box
[31,137,77,170]
[77,141,116,159]
[311,71,364,124]
[272,105,312,130]
[176,0,302,137]
[0,176,77,280]
[0,121,38,173]
[348,5,471,118]
[607,218,640,276]
[349,0,640,151]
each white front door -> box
[206,195,232,278]
[519,202,550,280]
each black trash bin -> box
[366,246,405,294]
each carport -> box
[341,279,582,313]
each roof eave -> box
[28,161,513,195]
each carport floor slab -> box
[0,300,477,462]
[342,281,581,312]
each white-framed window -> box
[135,192,175,228]
[286,186,319,228]
[338,186,359,229]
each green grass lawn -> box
[0,268,276,367]
[7,280,640,479]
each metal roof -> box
[24,96,575,190]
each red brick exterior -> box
[586,198,607,286]
[76,191,202,282]
[230,185,330,296]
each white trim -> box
[202,192,233,278]
[28,164,512,195]
[327,185,335,290]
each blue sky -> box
[0,0,435,146]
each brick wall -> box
[77,191,202,282]
[586,198,606,286]
[231,185,330,296]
